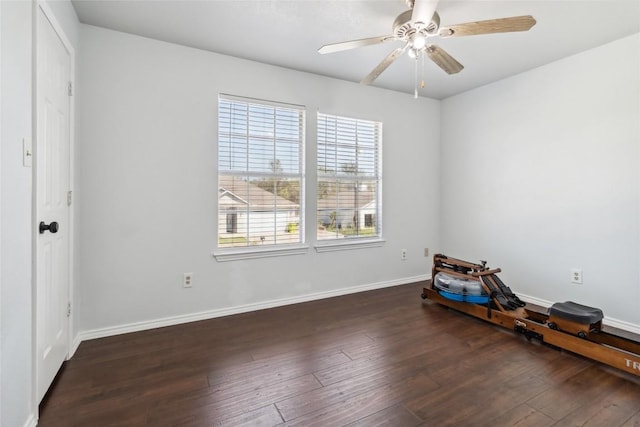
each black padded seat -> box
[549,301,603,324]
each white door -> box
[36,7,71,403]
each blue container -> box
[434,272,489,304]
[439,290,490,304]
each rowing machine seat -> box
[549,301,603,325]
[548,301,604,336]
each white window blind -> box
[317,113,382,241]
[218,95,305,248]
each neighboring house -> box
[218,176,299,245]
[317,185,377,233]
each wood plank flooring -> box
[38,282,640,426]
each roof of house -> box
[219,176,298,210]
[317,187,376,211]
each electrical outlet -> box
[183,273,193,288]
[401,249,407,261]
[571,268,582,284]
[424,248,429,257]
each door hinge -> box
[67,191,72,206]
[67,302,71,317]
[68,81,73,97]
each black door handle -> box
[39,221,59,234]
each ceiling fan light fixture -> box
[412,35,426,50]
[408,47,419,59]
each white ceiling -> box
[71,0,640,99]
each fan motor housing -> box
[393,9,440,40]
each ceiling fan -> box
[318,0,536,87]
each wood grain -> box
[39,281,640,426]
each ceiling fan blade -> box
[361,44,409,85]
[439,15,536,38]
[318,35,394,54]
[426,45,463,74]
[411,0,440,28]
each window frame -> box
[315,112,384,252]
[214,94,308,261]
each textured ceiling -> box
[71,0,640,99]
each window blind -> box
[317,113,382,241]
[218,95,305,248]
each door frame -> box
[32,0,76,407]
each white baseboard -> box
[518,293,640,335]
[74,275,429,345]
[23,414,37,427]
[69,333,82,358]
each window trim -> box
[316,112,383,245]
[314,238,385,253]
[216,94,306,257]
[213,243,309,262]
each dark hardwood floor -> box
[39,281,640,426]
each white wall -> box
[441,34,640,329]
[76,25,440,334]
[1,2,35,425]
[45,0,79,48]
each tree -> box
[317,166,335,200]
[270,159,282,174]
[329,211,337,229]
[255,158,300,204]
[340,163,358,175]
[341,163,359,231]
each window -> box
[317,113,382,242]
[217,95,305,250]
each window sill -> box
[213,244,309,262]
[314,238,385,253]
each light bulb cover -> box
[412,36,426,50]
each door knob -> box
[39,221,59,234]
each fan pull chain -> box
[421,49,426,89]
[414,54,418,99]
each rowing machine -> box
[421,254,640,377]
